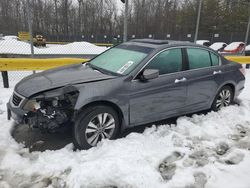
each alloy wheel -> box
[85,113,115,146]
[216,89,231,109]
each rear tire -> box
[73,105,120,150]
[211,86,233,111]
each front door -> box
[128,48,188,125]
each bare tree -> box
[0,0,248,43]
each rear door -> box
[184,48,224,111]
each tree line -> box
[0,0,249,43]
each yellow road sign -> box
[18,32,30,41]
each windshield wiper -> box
[88,63,122,76]
[88,63,107,74]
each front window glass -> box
[90,47,148,75]
[187,48,211,69]
[145,48,182,75]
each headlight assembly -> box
[23,99,41,111]
[23,86,79,112]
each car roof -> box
[125,39,206,50]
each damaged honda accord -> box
[7,39,245,149]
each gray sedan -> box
[7,39,245,149]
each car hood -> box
[15,63,116,98]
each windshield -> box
[89,47,148,75]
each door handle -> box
[213,70,222,75]
[175,77,187,84]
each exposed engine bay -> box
[24,87,79,132]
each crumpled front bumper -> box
[7,102,27,124]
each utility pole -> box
[244,5,250,55]
[26,0,34,58]
[244,4,250,69]
[101,0,104,38]
[26,0,35,73]
[194,0,202,43]
[123,0,128,42]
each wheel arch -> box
[210,82,236,108]
[75,100,125,128]
[223,83,235,97]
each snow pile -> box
[3,35,19,40]
[39,42,108,55]
[196,40,210,45]
[0,40,108,55]
[246,45,250,51]
[224,42,244,51]
[209,42,227,51]
[0,39,38,55]
[0,71,250,187]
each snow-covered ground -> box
[196,40,210,45]
[246,44,250,51]
[0,39,108,55]
[0,70,250,188]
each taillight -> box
[240,67,246,76]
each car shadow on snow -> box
[11,123,73,152]
[11,109,210,152]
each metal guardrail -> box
[46,41,69,44]
[0,54,96,59]
[0,56,249,88]
[93,43,113,47]
[226,56,250,64]
[0,56,249,71]
[0,58,88,71]
[0,58,88,88]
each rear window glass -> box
[187,48,211,69]
[210,53,219,66]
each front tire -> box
[211,86,233,111]
[73,105,120,150]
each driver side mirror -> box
[140,69,159,81]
